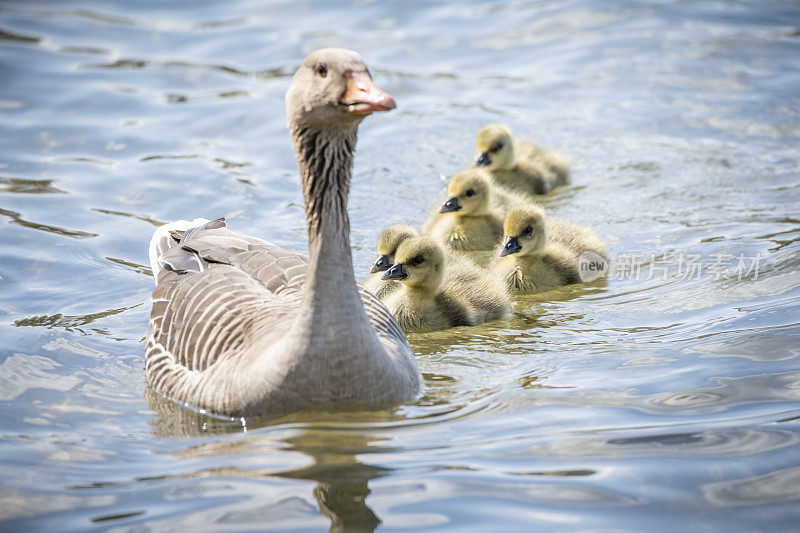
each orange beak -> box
[340,71,396,115]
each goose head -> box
[438,168,492,217]
[285,48,396,130]
[474,124,514,171]
[371,224,420,274]
[382,236,445,292]
[499,206,547,258]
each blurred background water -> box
[1,0,799,530]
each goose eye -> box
[492,142,503,152]
[465,189,476,197]
[410,255,425,267]
[523,226,533,236]
[315,63,328,77]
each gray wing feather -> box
[147,218,403,380]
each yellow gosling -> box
[492,205,606,293]
[364,224,420,298]
[474,124,569,195]
[382,236,512,332]
[423,168,525,251]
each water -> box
[1,0,799,530]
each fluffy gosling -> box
[423,168,526,251]
[382,236,512,332]
[474,124,569,195]
[364,224,420,298]
[492,205,606,293]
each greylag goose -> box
[381,236,511,332]
[491,205,606,293]
[145,49,420,417]
[474,124,569,195]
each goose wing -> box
[147,218,405,377]
[154,218,309,293]
[147,218,308,376]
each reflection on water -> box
[91,208,164,228]
[0,177,67,195]
[147,391,387,531]
[704,465,800,507]
[1,0,799,530]
[0,207,98,239]
[13,305,142,337]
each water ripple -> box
[704,465,800,506]
[91,208,164,228]
[0,207,97,239]
[12,305,140,335]
[0,353,81,401]
[85,58,294,81]
[0,176,66,195]
[644,372,800,414]
[0,27,39,44]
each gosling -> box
[364,224,420,298]
[491,205,606,293]
[365,222,498,297]
[423,168,527,251]
[474,124,569,195]
[381,236,512,332]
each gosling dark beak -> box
[370,255,391,274]
[341,71,396,116]
[439,197,461,213]
[475,152,490,167]
[382,263,408,280]
[499,236,521,257]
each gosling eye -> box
[491,142,503,153]
[523,226,533,236]
[315,63,328,77]
[465,188,476,197]
[409,255,425,267]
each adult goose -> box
[145,49,420,417]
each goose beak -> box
[499,236,521,257]
[370,254,391,273]
[341,71,396,116]
[382,263,408,280]
[439,197,461,213]
[475,152,490,167]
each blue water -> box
[1,0,799,530]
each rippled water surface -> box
[2,0,800,530]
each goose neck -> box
[290,122,371,338]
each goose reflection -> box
[146,389,391,532]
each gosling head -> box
[285,48,396,130]
[474,124,514,171]
[499,206,547,258]
[371,224,420,274]
[382,236,445,291]
[438,168,492,217]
